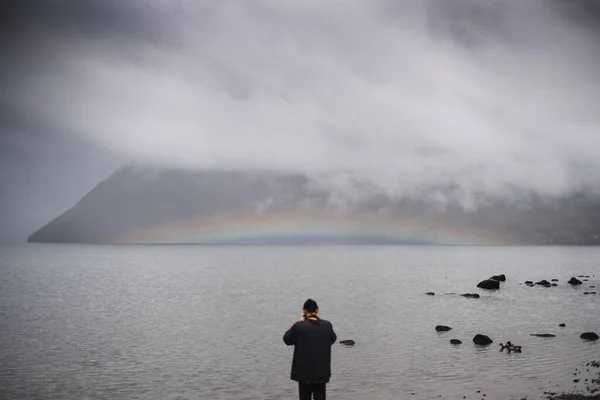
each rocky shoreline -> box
[543,361,600,400]
[425,273,599,400]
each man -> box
[283,299,337,400]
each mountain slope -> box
[28,167,600,244]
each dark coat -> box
[283,316,337,383]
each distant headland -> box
[28,167,600,245]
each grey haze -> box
[2,0,600,242]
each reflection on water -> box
[0,244,598,400]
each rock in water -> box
[568,277,583,285]
[490,274,506,282]
[559,323,566,327]
[477,280,500,290]
[473,334,493,345]
[339,340,356,346]
[535,280,551,286]
[530,334,556,338]
[580,332,599,341]
[460,293,480,298]
[450,339,462,345]
[426,292,435,296]
[436,325,452,332]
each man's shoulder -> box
[319,318,333,327]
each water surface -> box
[1,245,598,400]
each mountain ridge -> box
[28,166,600,245]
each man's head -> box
[303,299,319,315]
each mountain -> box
[28,166,600,245]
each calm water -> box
[0,244,599,400]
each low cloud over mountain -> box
[28,167,600,245]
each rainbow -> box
[116,212,516,245]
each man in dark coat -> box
[283,299,337,400]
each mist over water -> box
[1,244,599,400]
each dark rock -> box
[535,280,551,286]
[559,323,566,327]
[436,325,452,332]
[551,283,558,286]
[461,293,480,298]
[590,286,596,288]
[339,339,356,345]
[426,292,435,296]
[568,277,583,285]
[584,275,590,278]
[473,334,493,345]
[551,279,559,282]
[477,279,500,290]
[583,279,589,282]
[525,281,533,284]
[450,339,462,345]
[580,332,599,340]
[530,333,556,337]
[490,274,506,282]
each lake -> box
[0,244,598,400]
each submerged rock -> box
[530,333,556,338]
[536,280,551,286]
[551,279,559,282]
[473,334,493,345]
[339,340,356,346]
[490,274,506,282]
[450,339,462,345]
[461,293,480,298]
[436,325,452,332]
[477,279,500,290]
[568,277,583,285]
[559,323,566,327]
[580,332,599,341]
[426,292,435,296]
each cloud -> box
[3,0,600,203]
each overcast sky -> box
[1,0,600,242]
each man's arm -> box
[283,323,297,345]
[330,324,337,345]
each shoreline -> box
[525,360,600,400]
